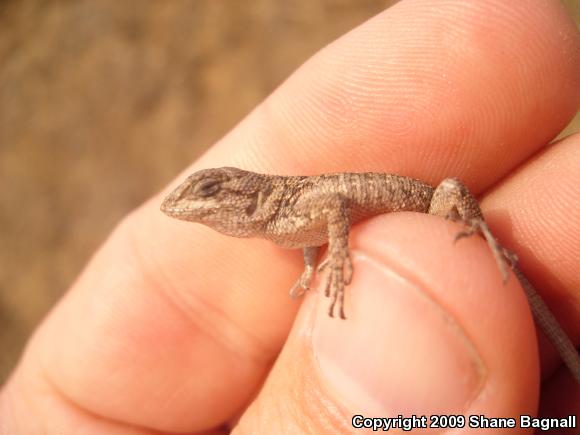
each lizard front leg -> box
[322,195,353,319]
[286,194,353,318]
[290,192,352,319]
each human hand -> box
[1,0,579,433]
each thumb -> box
[234,213,539,433]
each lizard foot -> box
[454,218,518,283]
[289,265,314,299]
[317,256,329,273]
[319,255,352,284]
[323,254,353,319]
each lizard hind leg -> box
[428,177,517,282]
[429,179,580,383]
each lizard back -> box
[264,172,434,248]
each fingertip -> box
[311,253,487,416]
[235,214,540,432]
[212,0,580,187]
[313,213,539,415]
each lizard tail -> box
[514,268,580,384]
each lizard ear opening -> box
[245,187,272,216]
[245,195,259,216]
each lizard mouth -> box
[160,195,215,220]
[160,182,192,218]
[160,195,181,217]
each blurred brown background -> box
[0,0,578,383]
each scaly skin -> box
[161,166,580,383]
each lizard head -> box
[160,167,275,237]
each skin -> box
[1,0,579,433]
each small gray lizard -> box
[161,166,580,383]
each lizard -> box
[160,166,580,384]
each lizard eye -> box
[195,178,221,197]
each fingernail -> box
[311,253,485,416]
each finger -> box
[235,214,537,433]
[5,0,577,433]
[208,0,579,188]
[482,132,580,380]
[0,377,227,435]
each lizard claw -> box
[323,255,351,319]
[453,228,476,242]
[289,281,308,299]
[327,268,342,318]
[503,248,518,268]
[323,274,332,297]
[454,218,517,284]
[317,257,329,273]
[497,247,518,283]
[343,255,353,285]
[453,219,478,243]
